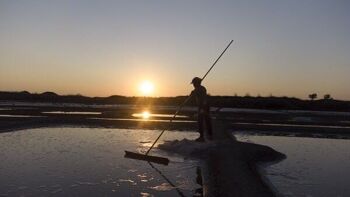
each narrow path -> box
[200,120,285,197]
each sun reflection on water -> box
[141,111,150,119]
[132,112,188,120]
[132,111,151,120]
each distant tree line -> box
[308,93,333,100]
[0,91,349,112]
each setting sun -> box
[139,80,154,96]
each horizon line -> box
[1,90,347,102]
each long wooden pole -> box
[145,40,234,155]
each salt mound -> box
[158,138,219,157]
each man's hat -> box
[191,77,202,84]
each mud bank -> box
[159,139,285,197]
[159,122,286,197]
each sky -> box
[1,0,349,99]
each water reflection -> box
[132,112,188,119]
[89,117,195,123]
[0,128,199,196]
[0,114,44,118]
[42,111,101,115]
[234,133,350,197]
[148,162,186,196]
[0,108,11,110]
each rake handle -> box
[145,40,233,155]
[145,95,192,155]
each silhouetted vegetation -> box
[0,91,349,112]
[324,94,332,100]
[309,93,317,101]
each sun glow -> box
[139,80,154,96]
[132,111,151,119]
[141,111,150,119]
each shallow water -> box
[42,111,102,115]
[89,117,196,123]
[132,113,188,118]
[4,101,350,116]
[234,122,350,129]
[234,132,350,197]
[0,114,45,118]
[0,128,201,196]
[0,108,12,111]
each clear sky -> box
[1,1,349,99]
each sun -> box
[139,80,154,96]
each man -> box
[190,77,213,142]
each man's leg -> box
[205,114,213,137]
[204,106,213,138]
[196,114,204,141]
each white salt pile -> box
[158,138,222,157]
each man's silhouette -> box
[190,77,213,142]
